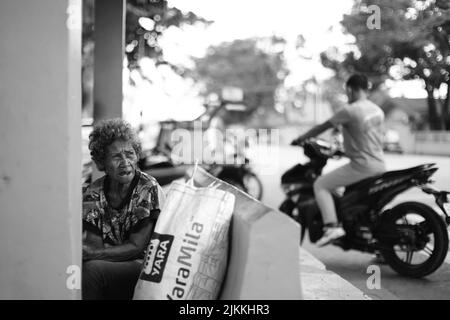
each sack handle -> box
[186,159,220,189]
[187,159,200,187]
[208,180,220,189]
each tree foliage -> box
[82,0,211,110]
[124,0,212,68]
[320,0,450,129]
[192,37,289,123]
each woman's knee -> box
[83,260,108,280]
[82,260,109,300]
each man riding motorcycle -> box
[291,74,386,247]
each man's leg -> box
[313,164,373,246]
[82,259,142,300]
[314,164,352,224]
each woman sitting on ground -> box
[82,118,165,300]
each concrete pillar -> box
[0,0,82,299]
[93,0,125,121]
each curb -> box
[299,248,371,300]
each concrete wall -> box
[395,127,450,156]
[413,131,450,156]
[0,0,82,299]
[277,123,450,157]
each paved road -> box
[249,145,450,300]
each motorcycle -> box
[139,130,263,200]
[206,155,263,200]
[138,97,264,199]
[279,138,450,278]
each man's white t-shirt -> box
[329,99,386,172]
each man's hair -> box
[88,118,142,170]
[346,74,369,91]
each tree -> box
[191,37,289,123]
[320,0,450,130]
[124,0,212,69]
[82,0,211,110]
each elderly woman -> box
[82,118,165,300]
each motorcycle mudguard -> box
[308,209,324,243]
[281,163,309,184]
[296,199,323,243]
[279,199,296,215]
[217,167,244,185]
[279,199,315,244]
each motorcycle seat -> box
[344,163,435,194]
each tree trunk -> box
[425,86,444,130]
[443,80,450,131]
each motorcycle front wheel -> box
[221,177,246,192]
[243,172,263,200]
[379,201,449,278]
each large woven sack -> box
[133,179,235,300]
[190,167,303,300]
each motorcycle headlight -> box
[282,183,309,195]
[282,184,290,194]
[291,194,300,203]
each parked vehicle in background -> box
[384,129,403,154]
[331,128,403,154]
[139,118,263,200]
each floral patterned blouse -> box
[82,170,165,246]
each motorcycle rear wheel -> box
[379,202,449,278]
[221,177,246,192]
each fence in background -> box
[413,131,450,156]
[264,125,450,157]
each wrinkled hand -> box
[82,244,96,261]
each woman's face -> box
[104,139,138,185]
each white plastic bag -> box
[133,179,235,300]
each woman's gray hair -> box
[88,118,142,171]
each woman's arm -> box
[83,218,155,262]
[83,222,104,249]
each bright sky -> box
[164,0,355,82]
[167,0,354,43]
[163,0,430,97]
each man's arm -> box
[83,218,155,262]
[292,120,334,144]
